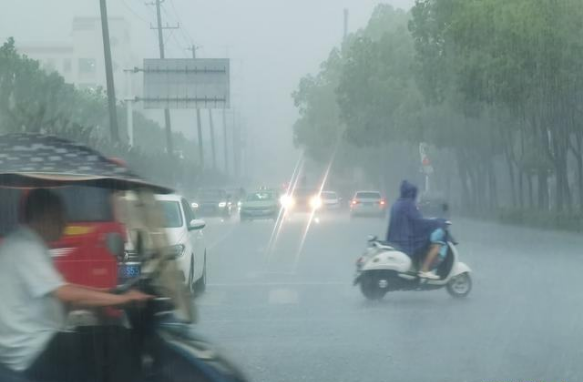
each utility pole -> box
[188,45,205,169]
[196,108,204,169]
[99,0,119,140]
[233,112,241,179]
[208,109,217,171]
[343,9,349,42]
[149,0,179,157]
[222,108,229,176]
[124,69,134,146]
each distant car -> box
[350,191,387,218]
[240,190,281,221]
[418,194,450,219]
[156,194,207,294]
[320,191,341,210]
[226,187,246,209]
[280,188,321,213]
[192,189,233,218]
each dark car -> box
[418,194,450,219]
[192,189,233,218]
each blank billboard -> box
[143,58,230,109]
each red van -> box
[0,186,125,289]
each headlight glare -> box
[310,196,323,209]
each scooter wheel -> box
[446,273,472,298]
[360,274,388,301]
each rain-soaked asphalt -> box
[197,212,583,382]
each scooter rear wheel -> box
[446,272,472,298]
[360,273,388,300]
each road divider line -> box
[207,226,237,251]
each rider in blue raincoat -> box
[386,180,447,279]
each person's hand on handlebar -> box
[54,285,154,308]
[121,289,154,306]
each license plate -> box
[119,263,141,279]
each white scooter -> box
[353,223,472,300]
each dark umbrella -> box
[0,133,172,193]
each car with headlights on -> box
[192,188,233,218]
[240,190,281,221]
[280,188,322,213]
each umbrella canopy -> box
[0,133,172,193]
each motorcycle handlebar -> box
[111,276,143,295]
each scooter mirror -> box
[367,235,377,242]
[135,230,144,257]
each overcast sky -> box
[0,0,414,181]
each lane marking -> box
[207,226,237,250]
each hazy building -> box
[19,16,136,95]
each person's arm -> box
[407,203,441,231]
[54,285,151,308]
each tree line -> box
[0,38,203,190]
[293,0,583,225]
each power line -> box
[146,0,179,160]
[120,0,151,24]
[169,32,187,55]
[164,28,175,47]
[160,5,186,50]
[166,0,194,48]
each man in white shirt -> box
[0,188,151,381]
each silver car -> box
[350,191,387,218]
[321,191,341,210]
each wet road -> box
[197,213,583,382]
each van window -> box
[56,186,113,222]
[0,188,22,236]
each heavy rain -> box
[0,0,582,381]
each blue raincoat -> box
[386,181,446,257]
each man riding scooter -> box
[0,188,152,381]
[386,180,448,280]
